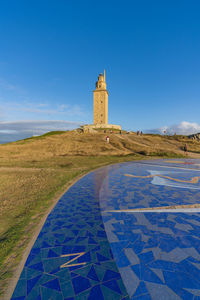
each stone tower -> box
[82,70,121,132]
[93,70,108,125]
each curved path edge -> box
[4,171,90,300]
[10,164,130,300]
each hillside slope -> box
[0,131,200,163]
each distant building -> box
[83,70,121,132]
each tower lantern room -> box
[95,70,107,90]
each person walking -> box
[106,136,110,143]
[184,143,188,154]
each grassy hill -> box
[1,130,200,159]
[1,130,200,298]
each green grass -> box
[148,151,186,158]
[187,149,200,154]
[0,171,76,265]
[136,150,185,158]
[15,131,67,144]
[41,131,67,137]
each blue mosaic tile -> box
[131,293,152,299]
[103,269,121,281]
[40,286,63,299]
[114,250,130,268]
[12,159,200,299]
[96,252,110,262]
[87,265,99,282]
[88,285,104,299]
[60,280,75,298]
[100,159,200,298]
[28,262,44,272]
[42,278,61,291]
[11,168,129,297]
[103,279,122,294]
[133,281,148,297]
[27,275,42,295]
[138,251,154,265]
[72,275,91,294]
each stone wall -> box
[83,124,121,133]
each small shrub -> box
[137,150,148,156]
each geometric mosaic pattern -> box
[100,159,200,299]
[12,159,200,299]
[11,168,129,299]
[100,160,200,212]
[102,211,200,299]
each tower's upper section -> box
[95,70,107,90]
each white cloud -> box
[0,101,86,119]
[22,102,84,116]
[0,120,82,143]
[146,121,200,135]
[0,76,87,119]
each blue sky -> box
[0,0,200,141]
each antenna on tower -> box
[104,69,106,81]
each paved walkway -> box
[12,159,200,299]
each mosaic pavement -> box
[12,159,200,299]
